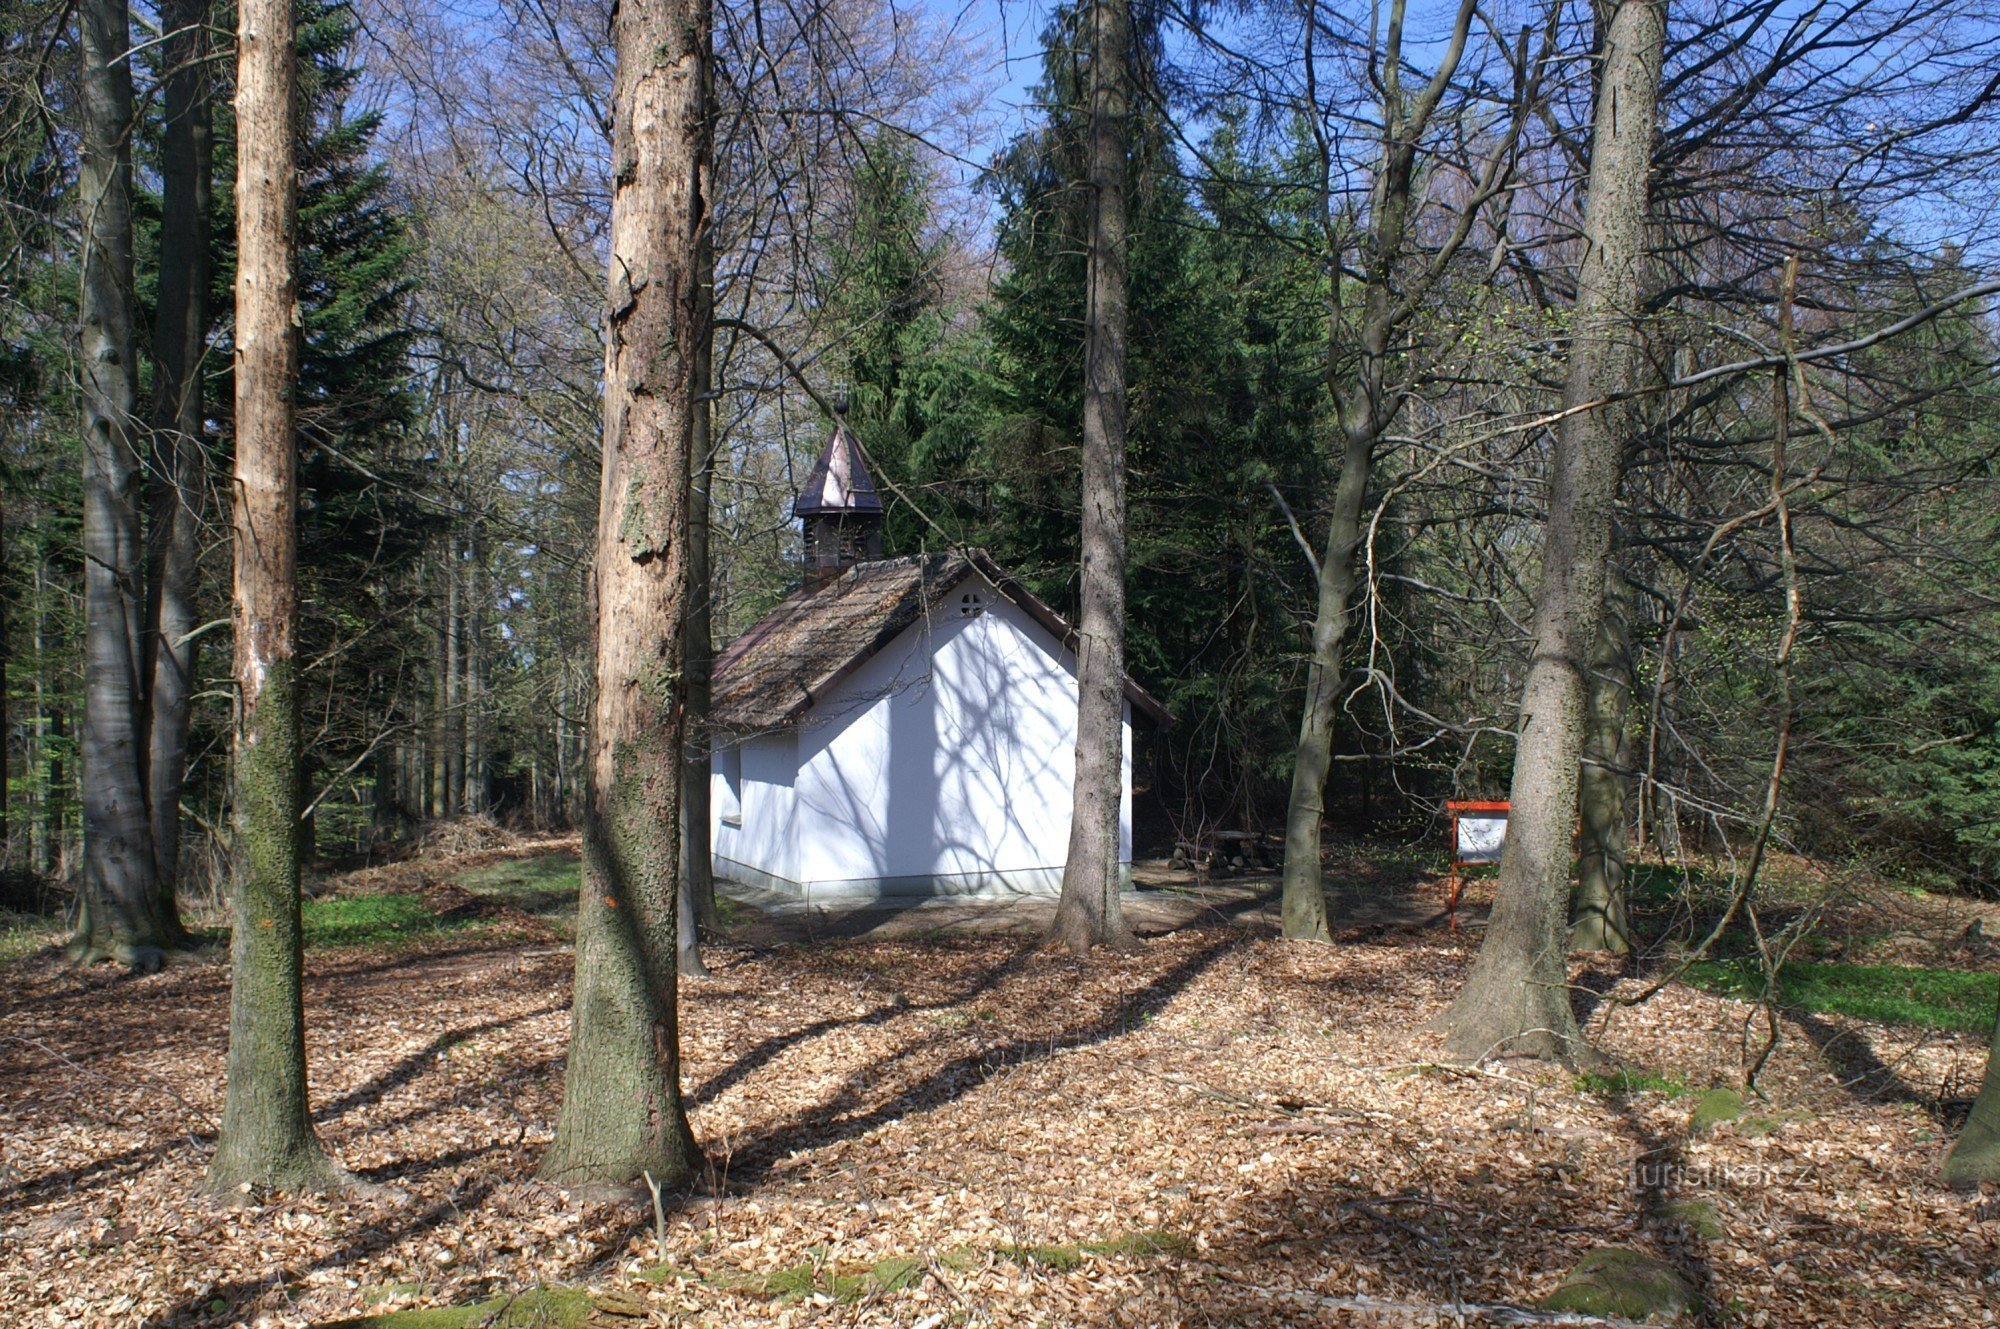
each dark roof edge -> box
[753,549,1174,732]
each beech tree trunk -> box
[1944,996,2000,1185]
[71,0,174,970]
[1437,0,1663,1064]
[143,0,212,938]
[208,0,343,1193]
[1572,584,1635,953]
[539,0,705,1192]
[1052,0,1134,955]
[680,108,718,979]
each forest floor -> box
[2,836,1998,1327]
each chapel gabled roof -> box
[791,417,884,518]
[709,549,1171,733]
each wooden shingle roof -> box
[709,549,1171,732]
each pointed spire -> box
[796,397,885,588]
[793,397,884,518]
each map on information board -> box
[1455,812,1507,863]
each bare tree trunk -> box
[1572,583,1635,954]
[442,536,463,815]
[208,0,343,1192]
[143,0,212,941]
[1944,996,2000,1186]
[539,0,705,1193]
[680,89,717,978]
[1279,420,1371,941]
[1052,0,1134,955]
[1277,0,1489,941]
[1437,0,1664,1065]
[71,0,173,970]
[462,523,486,814]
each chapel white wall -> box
[786,573,1134,890]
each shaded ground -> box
[1,844,1995,1327]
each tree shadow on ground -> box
[717,932,1244,1186]
[686,945,1034,1108]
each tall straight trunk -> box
[208,0,342,1192]
[441,539,463,815]
[462,524,486,814]
[679,95,717,978]
[1,483,9,876]
[33,555,57,878]
[1944,996,2000,1185]
[1571,582,1635,953]
[1052,0,1134,955]
[1437,0,1663,1064]
[144,0,212,937]
[71,0,173,969]
[539,0,705,1193]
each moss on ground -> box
[1690,1087,1746,1133]
[1683,958,1998,1033]
[321,1285,593,1327]
[639,1229,1187,1304]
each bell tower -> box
[793,401,884,589]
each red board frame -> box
[1444,799,1509,931]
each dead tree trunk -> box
[1437,0,1664,1064]
[539,0,705,1193]
[71,0,174,969]
[1572,582,1635,953]
[1053,0,1135,955]
[207,0,343,1192]
[143,0,212,940]
[680,82,718,979]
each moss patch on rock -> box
[1543,1247,1696,1323]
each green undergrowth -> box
[301,893,480,949]
[1575,1067,1691,1098]
[1683,958,1998,1033]
[453,851,749,933]
[454,853,580,922]
[0,908,62,962]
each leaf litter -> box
[1,873,1996,1327]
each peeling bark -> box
[208,0,344,1193]
[540,0,706,1191]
